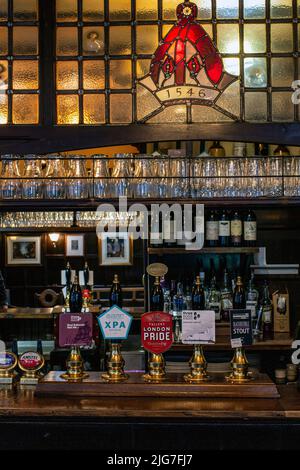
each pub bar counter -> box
[1,0,300,452]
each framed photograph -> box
[65,234,85,257]
[98,232,133,266]
[6,235,42,266]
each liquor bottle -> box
[261,281,274,341]
[233,276,246,309]
[192,276,205,310]
[246,271,259,319]
[207,268,221,321]
[82,262,91,310]
[163,211,177,247]
[83,261,90,287]
[69,275,83,313]
[220,268,233,322]
[206,210,219,247]
[173,282,185,315]
[255,143,269,156]
[151,276,164,311]
[208,141,226,157]
[109,274,123,308]
[65,261,71,289]
[150,211,163,248]
[219,209,230,247]
[244,209,257,247]
[230,210,242,247]
[184,281,192,310]
[273,145,290,157]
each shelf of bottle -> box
[171,334,293,351]
[148,247,260,255]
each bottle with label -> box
[151,276,165,311]
[192,276,205,310]
[219,209,230,247]
[244,210,257,247]
[185,282,193,310]
[261,281,274,341]
[246,272,259,319]
[207,270,221,321]
[69,275,83,313]
[109,274,123,308]
[255,143,269,156]
[65,261,72,289]
[82,261,91,309]
[206,210,219,247]
[220,268,233,322]
[233,276,246,309]
[173,282,184,342]
[230,210,242,247]
[163,211,177,247]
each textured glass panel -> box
[83,60,105,89]
[110,94,132,123]
[56,61,78,90]
[217,0,238,19]
[56,27,78,55]
[136,25,158,54]
[244,24,266,53]
[83,27,104,55]
[137,59,151,78]
[244,0,265,18]
[244,58,267,88]
[56,0,77,21]
[109,0,131,21]
[271,58,294,87]
[245,92,267,121]
[13,27,38,55]
[13,0,38,21]
[163,0,211,20]
[148,105,187,123]
[0,0,7,21]
[0,60,8,90]
[272,92,294,121]
[13,94,38,124]
[223,58,240,76]
[110,60,132,89]
[136,0,158,20]
[137,84,162,120]
[271,24,293,52]
[82,0,104,21]
[192,105,232,122]
[109,27,131,55]
[0,27,8,55]
[271,0,293,18]
[0,92,7,123]
[57,95,79,124]
[217,24,239,53]
[13,60,39,89]
[83,94,105,124]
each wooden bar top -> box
[0,383,299,420]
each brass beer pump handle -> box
[102,342,129,383]
[184,345,210,383]
[143,353,166,383]
[61,346,88,381]
[226,347,252,383]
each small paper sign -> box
[182,310,216,345]
[59,312,93,347]
[141,311,173,354]
[97,305,133,340]
[230,309,253,347]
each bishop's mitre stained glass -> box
[138,1,238,123]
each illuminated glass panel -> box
[0,0,39,124]
[55,0,299,125]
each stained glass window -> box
[55,0,298,125]
[0,0,39,124]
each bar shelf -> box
[148,247,260,255]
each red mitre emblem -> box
[138,1,238,122]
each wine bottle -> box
[261,281,274,341]
[219,209,230,247]
[69,275,83,313]
[230,210,242,247]
[83,261,90,288]
[233,276,246,309]
[220,268,233,322]
[244,209,257,247]
[151,276,164,311]
[192,276,205,310]
[206,210,219,247]
[207,263,221,321]
[246,271,259,319]
[109,274,123,308]
[65,261,71,289]
[255,143,269,156]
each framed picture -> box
[6,235,42,266]
[98,232,133,266]
[65,234,85,257]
